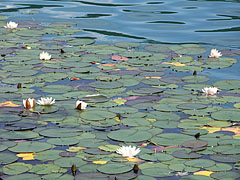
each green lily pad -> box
[40,84,72,93]
[0,152,18,165]
[8,141,52,153]
[97,162,134,174]
[172,150,202,159]
[182,75,210,83]
[3,162,32,175]
[184,159,215,168]
[30,163,67,175]
[16,30,45,37]
[122,117,151,126]
[108,107,138,114]
[210,154,240,163]
[80,110,116,121]
[0,131,39,140]
[141,167,173,177]
[177,103,207,110]
[39,128,82,137]
[211,171,240,179]
[35,150,63,161]
[211,109,240,121]
[133,87,163,94]
[153,120,178,128]
[47,137,79,146]
[115,41,140,48]
[151,133,195,146]
[4,174,41,180]
[182,140,208,148]
[90,81,123,89]
[147,111,180,121]
[214,80,240,90]
[213,145,240,154]
[180,175,214,180]
[54,157,87,168]
[108,129,152,142]
[205,163,232,171]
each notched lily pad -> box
[108,129,152,142]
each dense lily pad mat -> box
[0,16,239,180]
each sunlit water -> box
[1,0,240,47]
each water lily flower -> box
[4,21,18,29]
[37,97,55,106]
[202,87,218,96]
[39,51,51,60]
[208,49,222,58]
[85,94,101,97]
[116,146,141,159]
[23,98,35,109]
[76,100,87,110]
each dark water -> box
[1,0,240,48]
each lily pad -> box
[8,141,52,153]
[184,159,215,168]
[97,162,134,174]
[0,152,18,164]
[211,109,240,121]
[108,129,152,142]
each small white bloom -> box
[39,51,51,60]
[116,146,141,159]
[202,87,218,96]
[4,21,18,29]
[176,172,188,176]
[209,49,222,58]
[23,98,35,109]
[37,97,55,106]
[76,100,87,110]
[85,94,101,97]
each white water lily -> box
[23,98,35,109]
[209,49,222,58]
[76,100,87,110]
[37,97,55,106]
[202,87,218,96]
[116,146,141,159]
[4,21,18,29]
[85,94,101,97]
[39,51,51,60]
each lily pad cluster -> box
[0,15,240,180]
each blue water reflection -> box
[1,0,239,48]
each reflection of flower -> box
[23,98,35,109]
[39,51,51,60]
[37,97,55,106]
[202,87,218,96]
[209,49,222,58]
[4,21,18,29]
[116,146,141,159]
[76,100,87,110]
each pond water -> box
[0,0,240,180]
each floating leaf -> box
[8,141,52,153]
[3,162,32,175]
[97,162,134,174]
[0,152,18,165]
[108,129,152,142]
[141,167,174,177]
[185,159,215,168]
